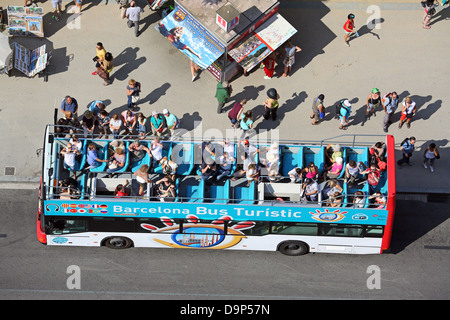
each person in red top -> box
[343,13,356,47]
[263,52,276,80]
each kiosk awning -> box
[228,13,297,72]
[156,5,226,70]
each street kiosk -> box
[156,0,297,82]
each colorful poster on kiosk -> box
[229,13,297,71]
[156,4,225,70]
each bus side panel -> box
[381,135,396,253]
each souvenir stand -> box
[156,0,297,82]
[3,6,51,80]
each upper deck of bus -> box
[40,125,396,227]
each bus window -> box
[46,219,87,235]
[364,226,384,238]
[89,217,135,232]
[235,222,270,236]
[271,222,318,236]
[319,224,363,237]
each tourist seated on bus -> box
[133,164,151,196]
[106,147,126,176]
[327,191,343,207]
[237,139,259,163]
[231,153,253,181]
[302,178,319,202]
[155,176,176,202]
[220,140,235,161]
[344,160,364,187]
[325,144,342,167]
[86,143,107,170]
[353,191,365,208]
[288,167,302,183]
[301,161,320,181]
[321,179,343,201]
[58,177,79,199]
[370,142,386,160]
[200,161,218,183]
[323,156,343,180]
[246,163,259,186]
[150,137,163,168]
[361,163,380,193]
[216,151,233,181]
[128,138,151,164]
[114,180,130,198]
[369,191,386,209]
[160,156,178,176]
[60,143,81,179]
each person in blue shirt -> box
[163,108,179,136]
[339,99,351,130]
[61,96,78,119]
[86,143,107,170]
[150,110,165,136]
[397,137,416,167]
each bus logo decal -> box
[310,209,347,223]
[52,237,68,244]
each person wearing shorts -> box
[365,88,381,121]
[398,97,416,129]
[310,94,325,125]
[75,0,83,13]
[343,14,356,46]
[339,99,351,130]
[51,0,63,21]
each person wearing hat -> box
[150,110,165,136]
[163,108,179,136]
[215,81,232,114]
[82,110,97,138]
[343,14,356,47]
[338,100,351,130]
[264,88,280,121]
[365,88,381,122]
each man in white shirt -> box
[126,1,144,37]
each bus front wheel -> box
[278,241,309,256]
[103,237,133,249]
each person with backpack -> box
[397,136,416,167]
[336,99,352,130]
[382,91,399,132]
[361,164,380,193]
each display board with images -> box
[228,13,297,72]
[14,42,48,77]
[7,6,44,37]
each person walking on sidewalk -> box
[398,97,417,129]
[397,136,416,167]
[423,142,440,173]
[281,40,301,77]
[263,88,280,121]
[365,88,381,121]
[343,14,357,47]
[422,0,439,29]
[338,99,352,130]
[381,91,399,132]
[215,81,231,114]
[310,94,325,125]
[126,1,144,37]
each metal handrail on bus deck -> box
[46,124,391,146]
[46,187,387,210]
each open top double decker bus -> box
[37,125,396,255]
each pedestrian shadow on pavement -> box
[225,85,266,113]
[141,82,171,105]
[429,6,450,26]
[253,91,308,132]
[356,18,385,40]
[139,11,163,35]
[111,47,147,82]
[415,99,442,122]
[178,111,202,131]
